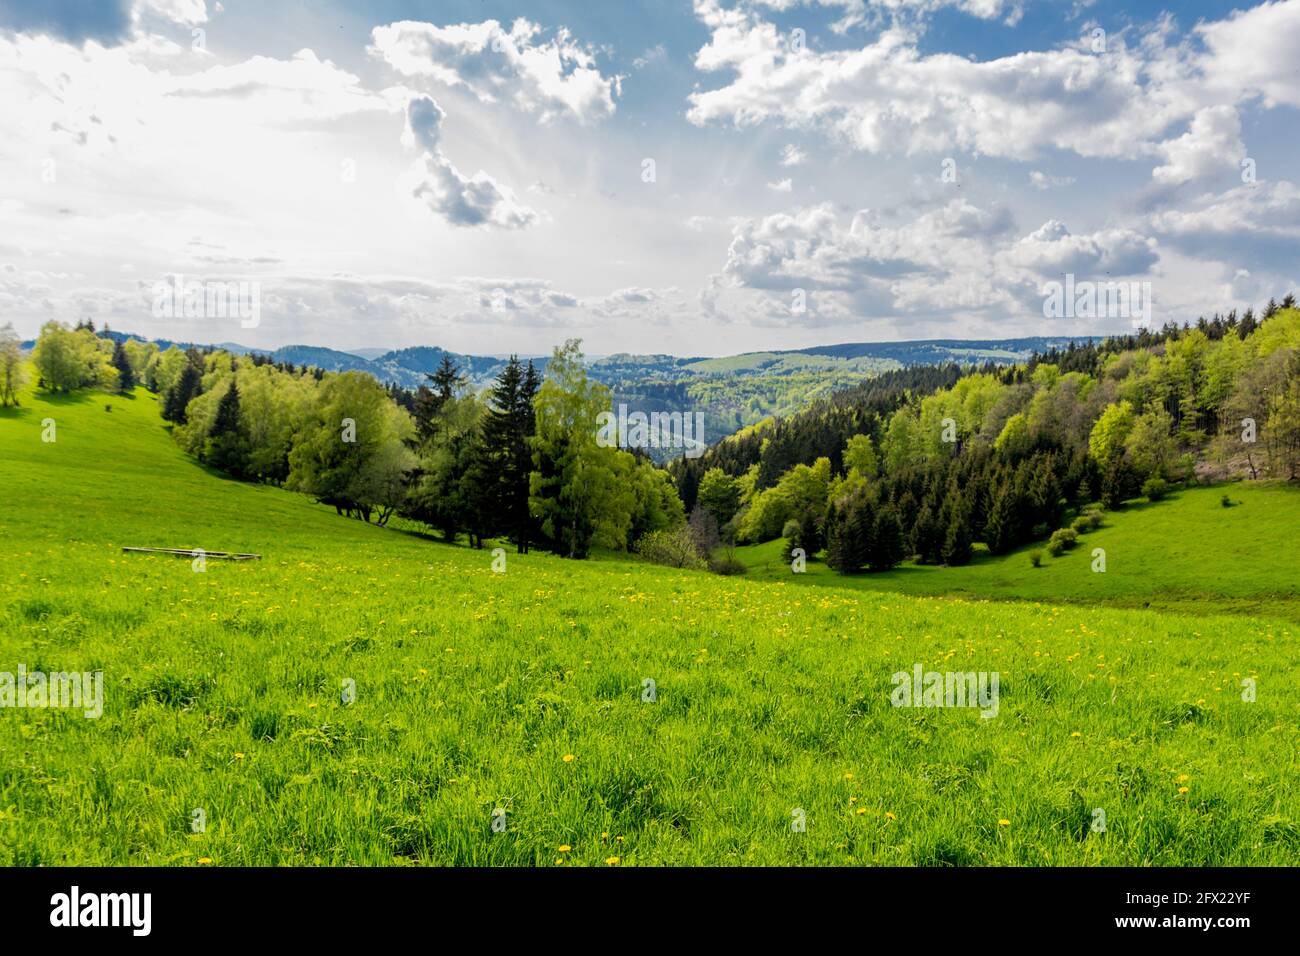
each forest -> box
[6,294,1299,577]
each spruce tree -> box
[867,504,904,571]
[205,381,249,478]
[984,480,1016,554]
[163,363,202,423]
[112,341,134,393]
[941,489,973,566]
[911,500,941,563]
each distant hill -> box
[64,330,1099,458]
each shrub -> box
[1142,477,1169,501]
[1069,516,1091,534]
[1030,550,1043,568]
[1048,527,1078,552]
[709,553,747,576]
[1220,493,1234,508]
[1045,539,1064,557]
[634,527,706,570]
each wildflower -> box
[558,845,571,853]
[998,819,1011,827]
[197,857,212,865]
[605,856,619,866]
[562,754,575,763]
[885,812,896,821]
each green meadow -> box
[734,482,1300,625]
[2,380,1299,865]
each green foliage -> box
[0,323,28,406]
[1048,527,1079,552]
[1142,477,1170,502]
[31,322,116,393]
[634,526,706,570]
[530,340,635,558]
[696,467,741,527]
[286,371,416,525]
[1088,400,1136,463]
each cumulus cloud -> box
[1147,180,1300,273]
[709,198,1158,330]
[1197,0,1300,109]
[1006,220,1159,277]
[767,177,793,192]
[1152,105,1244,186]
[370,18,620,123]
[401,94,537,230]
[686,0,1299,177]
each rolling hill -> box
[1,373,1296,866]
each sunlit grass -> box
[2,379,1298,865]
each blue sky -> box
[1,0,1297,356]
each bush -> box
[1029,550,1043,568]
[1142,477,1169,501]
[1048,527,1078,552]
[633,527,706,570]
[709,554,747,576]
[1045,539,1064,557]
[1220,493,1234,508]
[1069,516,1091,534]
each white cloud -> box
[1197,0,1300,109]
[401,95,537,230]
[1006,220,1159,277]
[767,177,793,192]
[779,143,806,166]
[709,199,1158,330]
[1152,105,1243,185]
[686,0,1298,177]
[634,44,666,68]
[370,18,620,123]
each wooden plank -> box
[121,547,261,561]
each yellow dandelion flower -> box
[855,808,867,815]
[605,856,620,866]
[197,857,212,865]
[998,819,1011,827]
[1070,731,1082,738]
[1178,786,1189,794]
[885,812,896,821]
[233,752,245,760]
[558,845,571,853]
[562,754,575,763]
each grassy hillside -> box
[733,482,1300,623]
[2,380,1298,865]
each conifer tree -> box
[163,362,202,423]
[111,341,135,393]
